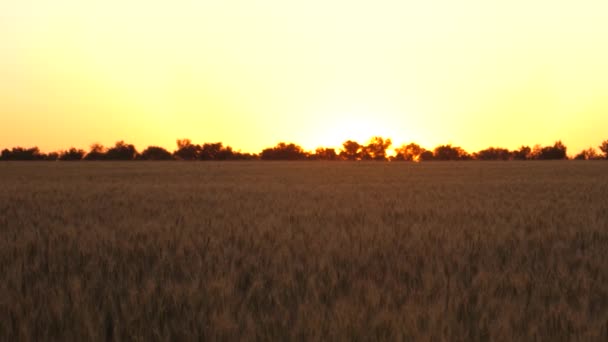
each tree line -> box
[2,138,608,161]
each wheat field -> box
[1,161,607,341]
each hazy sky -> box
[2,0,608,154]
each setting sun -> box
[299,107,401,150]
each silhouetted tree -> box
[105,141,138,160]
[392,143,425,161]
[199,142,220,160]
[140,146,173,160]
[174,139,200,160]
[44,152,59,161]
[313,148,338,160]
[214,145,236,160]
[474,147,511,161]
[59,148,86,161]
[363,137,392,161]
[419,150,434,161]
[339,140,362,161]
[534,141,568,160]
[171,140,248,160]
[199,142,236,160]
[260,142,308,160]
[574,148,601,160]
[84,143,106,160]
[599,140,608,159]
[230,151,258,160]
[0,147,44,160]
[529,145,543,160]
[433,144,468,161]
[512,146,532,160]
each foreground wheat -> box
[1,161,607,340]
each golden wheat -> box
[1,161,607,341]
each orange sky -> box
[1,0,608,155]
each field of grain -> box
[1,161,608,340]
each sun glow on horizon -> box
[2,0,608,155]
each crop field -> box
[1,161,608,341]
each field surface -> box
[1,161,608,341]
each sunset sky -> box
[2,0,608,154]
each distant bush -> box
[140,146,173,160]
[60,148,86,161]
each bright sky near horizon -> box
[1,0,607,154]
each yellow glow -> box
[2,0,608,154]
